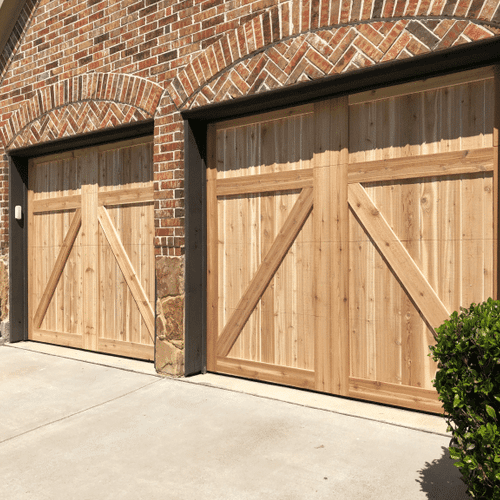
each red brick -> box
[463,21,494,40]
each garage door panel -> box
[32,209,83,336]
[216,108,315,180]
[349,78,494,163]
[98,227,154,347]
[29,138,154,360]
[349,171,494,391]
[225,225,315,371]
[217,186,314,368]
[348,210,437,388]
[98,251,149,346]
[98,140,153,189]
[362,173,494,315]
[209,72,497,411]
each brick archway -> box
[3,72,164,150]
[168,5,500,110]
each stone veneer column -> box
[155,256,185,375]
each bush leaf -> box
[485,404,496,419]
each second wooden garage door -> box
[28,137,155,360]
[207,67,496,412]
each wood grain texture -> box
[216,169,313,196]
[348,183,450,330]
[208,73,495,412]
[313,97,349,395]
[348,148,494,183]
[207,123,218,371]
[330,96,350,396]
[349,378,443,414]
[98,205,155,339]
[217,186,314,357]
[350,66,494,105]
[494,66,500,299]
[98,186,154,206]
[98,338,154,361]
[32,194,81,213]
[28,139,154,360]
[215,103,314,132]
[33,209,81,329]
[81,149,98,351]
[30,328,84,348]
[217,357,315,389]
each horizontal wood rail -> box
[32,187,154,213]
[349,378,443,414]
[216,169,313,197]
[32,194,81,213]
[217,357,315,390]
[348,148,494,184]
[98,338,154,360]
[31,328,83,348]
[99,186,154,206]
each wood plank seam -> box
[217,186,314,357]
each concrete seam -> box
[4,344,449,437]
[0,373,161,445]
[173,376,451,438]
[4,343,161,378]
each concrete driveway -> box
[0,343,468,500]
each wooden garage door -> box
[28,137,155,360]
[207,67,497,412]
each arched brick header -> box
[168,2,500,110]
[3,72,164,150]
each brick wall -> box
[1,0,500,371]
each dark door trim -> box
[8,120,154,343]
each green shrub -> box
[430,298,500,498]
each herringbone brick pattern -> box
[170,17,500,109]
[3,72,164,148]
[9,101,149,150]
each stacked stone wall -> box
[1,0,500,372]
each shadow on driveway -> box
[417,446,469,499]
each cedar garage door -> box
[28,137,155,360]
[207,68,497,412]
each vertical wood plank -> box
[314,96,349,395]
[260,122,276,364]
[314,100,332,392]
[81,147,99,351]
[331,95,349,395]
[207,123,218,371]
[27,160,35,340]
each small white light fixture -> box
[14,205,22,220]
